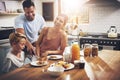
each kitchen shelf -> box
[0,13,21,16]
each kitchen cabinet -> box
[0,42,10,73]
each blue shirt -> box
[15,13,46,43]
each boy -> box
[2,32,26,73]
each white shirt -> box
[15,13,46,43]
[2,50,25,73]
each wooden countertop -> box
[0,50,120,80]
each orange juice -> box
[71,43,80,62]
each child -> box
[2,32,26,73]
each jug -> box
[63,46,72,63]
[71,42,80,62]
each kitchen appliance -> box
[108,26,118,38]
[0,26,15,40]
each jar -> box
[71,43,80,62]
[92,44,98,57]
[84,44,92,57]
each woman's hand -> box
[42,51,49,57]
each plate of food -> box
[50,61,74,70]
[48,55,63,60]
[30,61,48,67]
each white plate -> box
[51,62,74,70]
[65,63,74,70]
[30,61,48,67]
[48,55,63,60]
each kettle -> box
[107,26,118,38]
[108,26,117,33]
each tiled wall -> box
[86,5,120,33]
[78,4,120,33]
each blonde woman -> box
[36,14,68,57]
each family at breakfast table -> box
[1,0,70,73]
[1,1,120,80]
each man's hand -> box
[26,42,35,55]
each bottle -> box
[71,42,80,62]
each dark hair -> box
[22,0,35,8]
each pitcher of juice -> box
[71,42,80,62]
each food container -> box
[74,60,85,69]
[92,44,98,57]
[84,43,92,57]
[71,42,80,62]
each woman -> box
[2,32,26,73]
[36,14,68,57]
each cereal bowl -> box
[47,66,64,76]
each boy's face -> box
[18,38,26,50]
[13,38,26,52]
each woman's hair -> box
[9,32,26,45]
[58,14,68,25]
[22,0,35,8]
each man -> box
[15,0,46,55]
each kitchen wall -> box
[0,0,22,27]
[79,3,120,33]
[0,0,58,27]
[0,0,120,33]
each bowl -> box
[47,66,64,76]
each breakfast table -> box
[0,50,120,80]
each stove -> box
[79,36,120,50]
